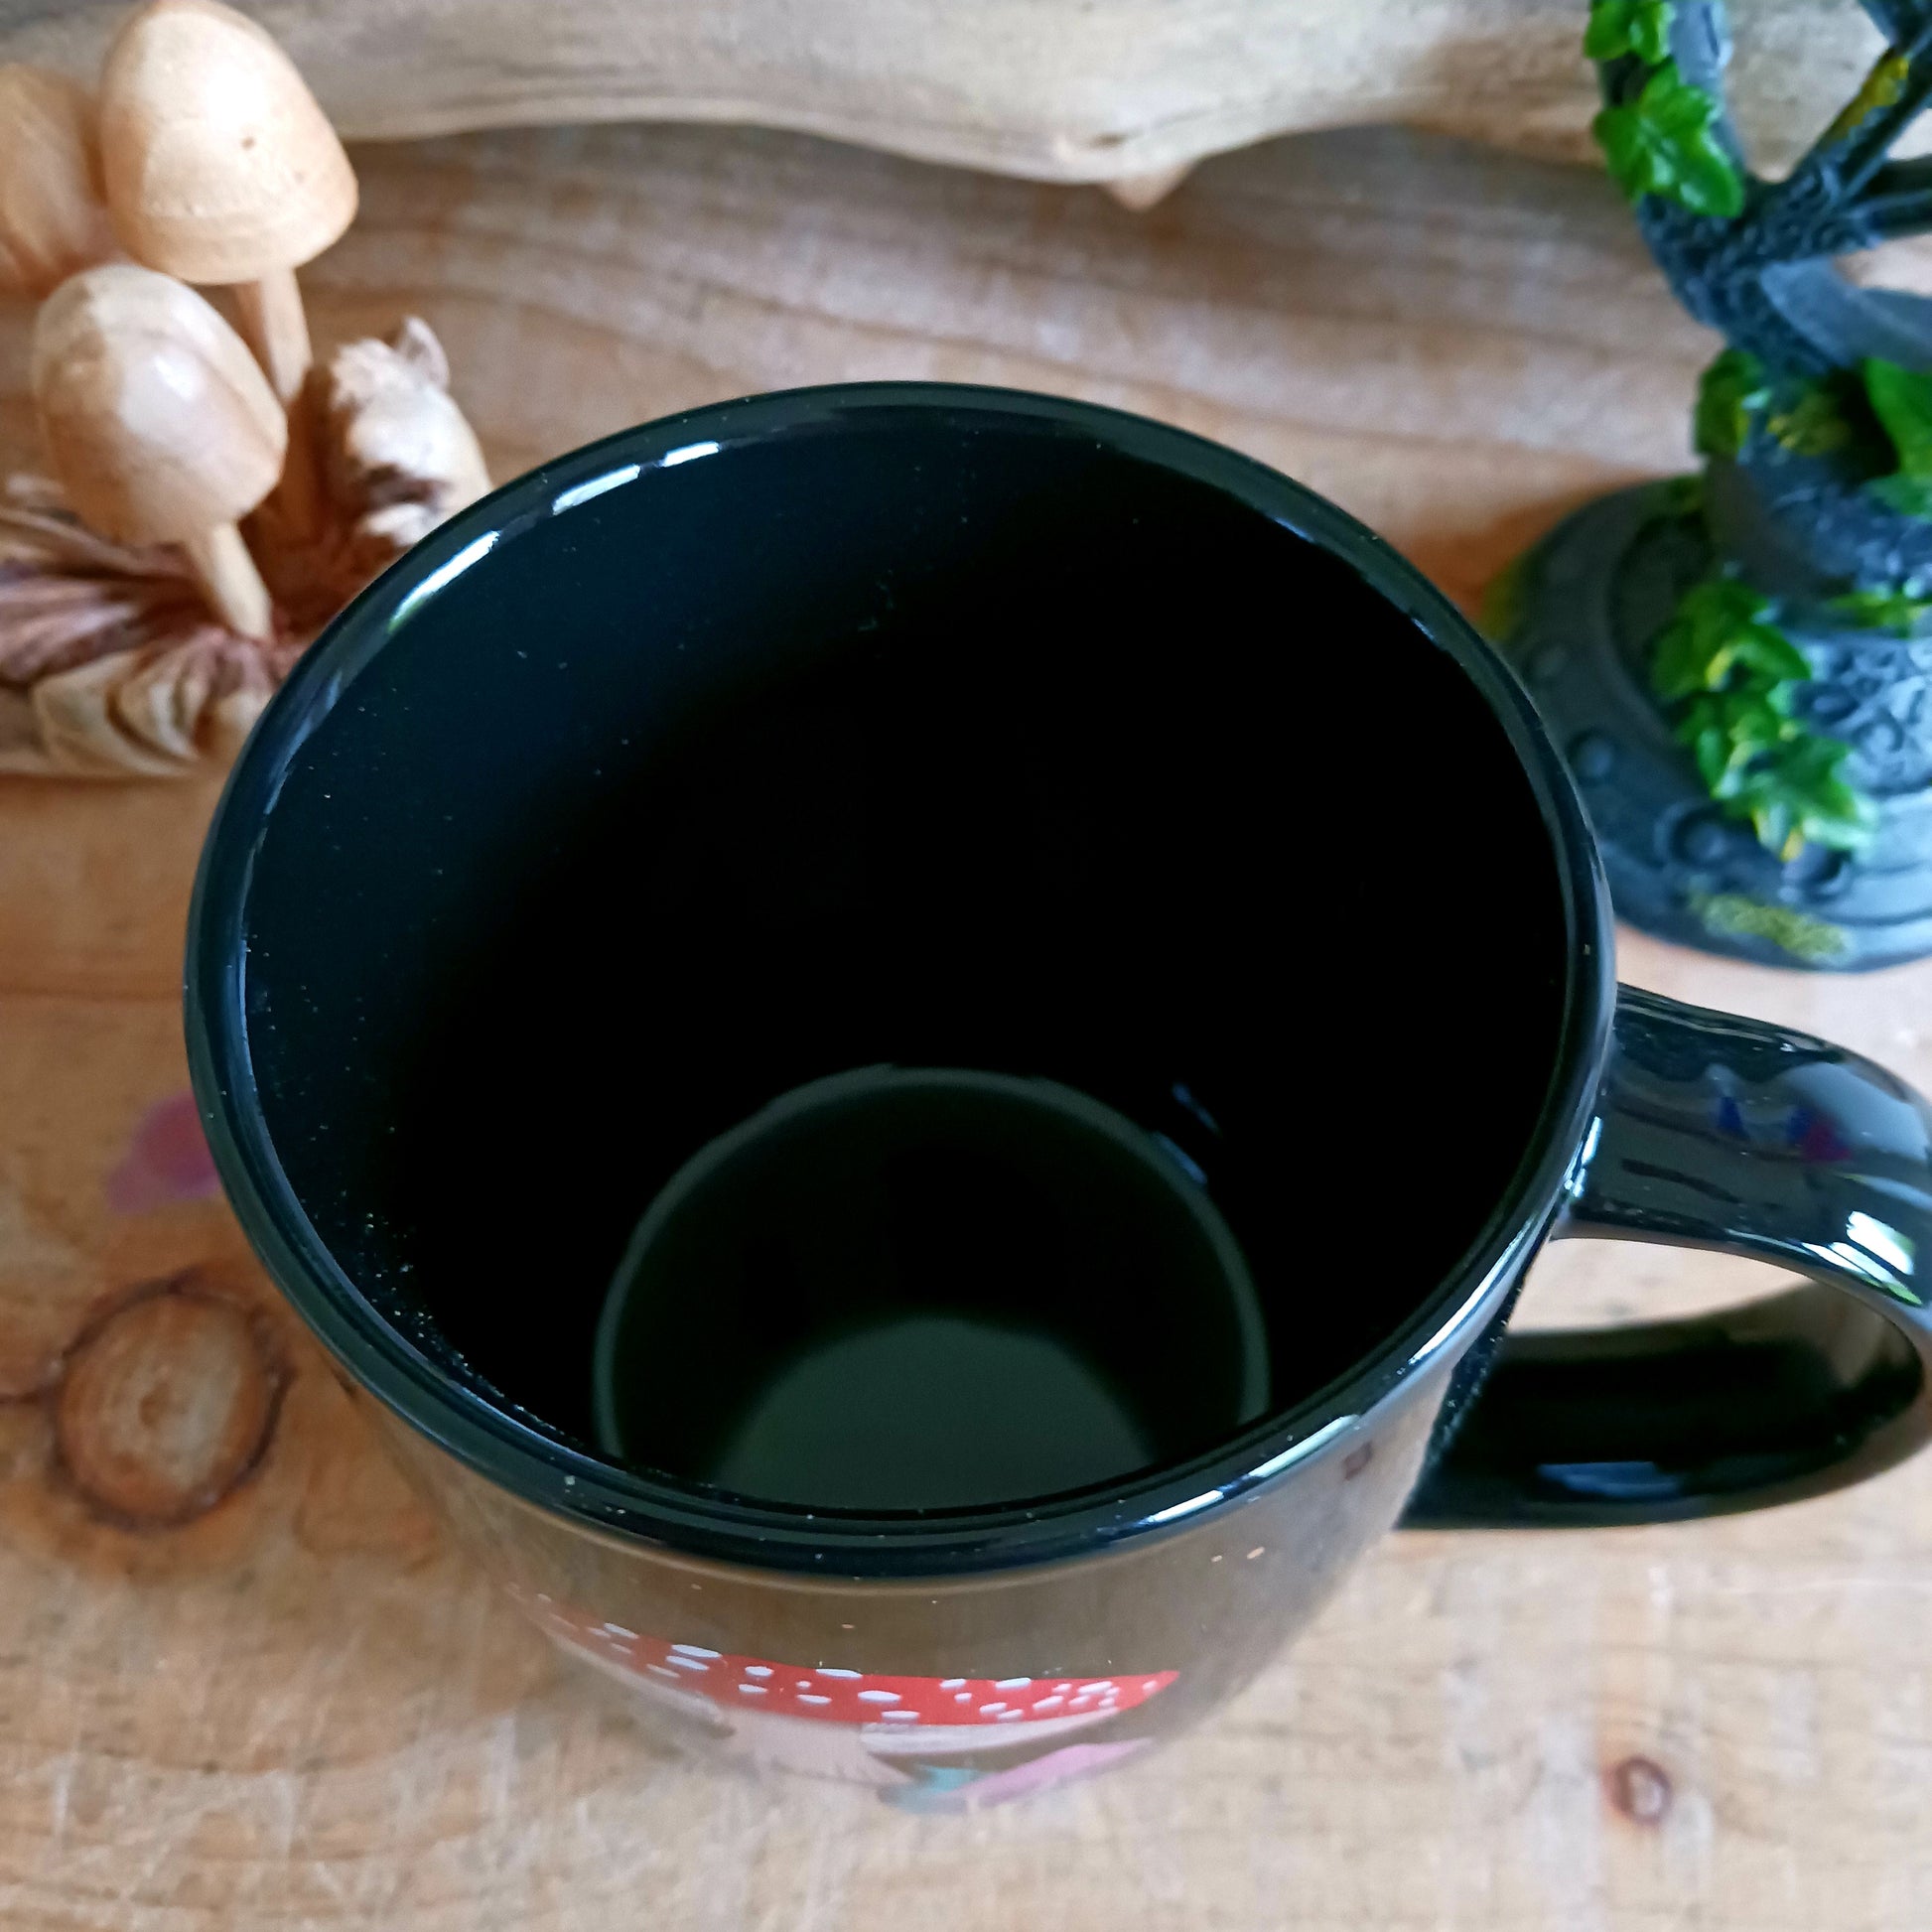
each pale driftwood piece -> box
[0,0,1895,185]
[1104,164,1194,212]
[98,0,358,539]
[31,264,284,637]
[0,64,118,296]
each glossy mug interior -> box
[188,385,1932,1799]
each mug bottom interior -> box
[591,1065,1273,1508]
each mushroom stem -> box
[234,263,323,539]
[179,520,271,638]
[233,262,310,401]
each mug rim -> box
[186,380,1614,1577]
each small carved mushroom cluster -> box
[0,1,489,777]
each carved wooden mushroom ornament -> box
[0,65,118,297]
[99,0,359,536]
[1,3,486,777]
[2,316,488,777]
[32,262,284,638]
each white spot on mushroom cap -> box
[738,1684,767,1695]
[994,1677,1032,1690]
[1034,1696,1064,1712]
[994,1710,1025,1721]
[857,1689,899,1704]
[665,1655,709,1673]
[979,1704,1007,1715]
[797,1694,831,1706]
[954,1692,972,1703]
[879,1709,919,1722]
[744,1665,772,1678]
[670,1643,720,1659]
[817,1668,862,1679]
[602,1622,637,1638]
[940,1678,966,1690]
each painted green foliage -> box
[1584,0,1675,64]
[1653,580,1807,698]
[1585,0,1744,218]
[1651,579,1874,861]
[1766,384,1853,456]
[1586,11,1912,874]
[1832,582,1932,634]
[1693,349,1768,459]
[1478,552,1528,646]
[1693,350,1856,460]
[1593,64,1745,218]
[1825,51,1910,143]
[1864,358,1932,515]
[1687,891,1849,964]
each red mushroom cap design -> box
[515,1589,1175,1756]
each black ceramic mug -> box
[188,385,1932,1801]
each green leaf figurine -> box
[1693,348,1768,459]
[1831,582,1932,634]
[1584,0,1676,65]
[1651,578,1806,700]
[1648,576,1869,861]
[1593,63,1745,218]
[1863,358,1932,519]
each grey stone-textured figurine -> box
[1502,0,1932,968]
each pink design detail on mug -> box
[885,1737,1154,1812]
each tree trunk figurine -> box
[1500,0,1932,969]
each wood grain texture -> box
[0,0,1901,183]
[4,120,1932,1930]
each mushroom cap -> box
[516,1591,1179,1748]
[32,263,288,543]
[99,0,356,283]
[0,65,117,297]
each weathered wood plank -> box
[2,119,1930,1931]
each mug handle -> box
[1404,985,1932,1526]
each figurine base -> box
[1504,483,1932,972]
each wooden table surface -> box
[3,120,1931,1931]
